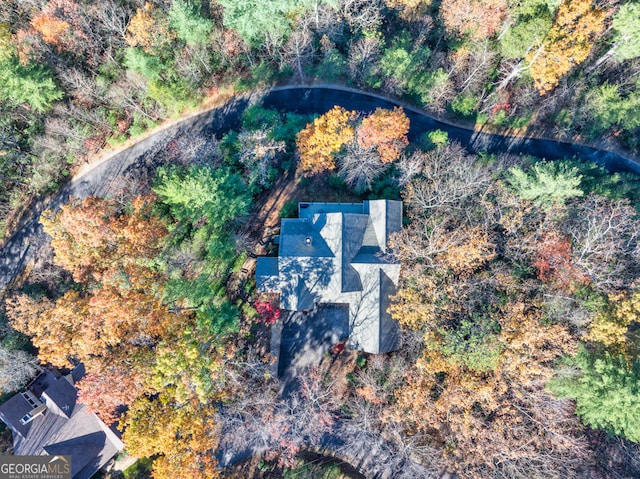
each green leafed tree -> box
[218,0,298,47]
[0,22,13,61]
[123,47,164,81]
[550,346,640,442]
[219,0,337,48]
[168,0,213,45]
[439,319,504,373]
[0,57,63,112]
[582,83,640,136]
[506,161,583,208]
[153,165,249,234]
[500,17,552,59]
[508,0,560,18]
[612,2,640,62]
[379,33,433,102]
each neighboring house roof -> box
[0,366,124,479]
[257,200,403,354]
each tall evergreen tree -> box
[550,346,640,442]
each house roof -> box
[257,200,402,354]
[0,366,124,479]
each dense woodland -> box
[1,0,640,478]
[3,101,640,478]
[1,0,640,241]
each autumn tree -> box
[527,0,606,93]
[253,294,281,325]
[77,361,149,425]
[390,292,588,477]
[533,233,589,293]
[387,148,599,476]
[588,289,640,358]
[8,195,201,422]
[121,394,220,479]
[7,291,86,367]
[296,106,355,175]
[40,195,167,283]
[125,2,171,54]
[440,0,508,41]
[356,107,409,163]
[29,0,101,65]
[31,14,70,49]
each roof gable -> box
[41,376,77,418]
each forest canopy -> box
[1,0,640,244]
[3,101,640,477]
[1,0,640,476]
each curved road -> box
[1,84,639,290]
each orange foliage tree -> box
[8,196,181,423]
[440,0,508,41]
[77,361,149,425]
[40,195,167,284]
[31,14,70,48]
[356,107,409,163]
[29,0,95,61]
[527,0,606,93]
[533,232,590,293]
[296,106,356,175]
[386,159,594,476]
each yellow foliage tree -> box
[7,291,87,367]
[296,106,356,175]
[0,22,14,61]
[388,283,437,330]
[588,290,640,358]
[435,226,496,274]
[125,2,170,53]
[121,395,220,479]
[527,0,605,93]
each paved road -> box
[1,85,639,290]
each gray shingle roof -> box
[257,200,403,354]
[0,366,124,478]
